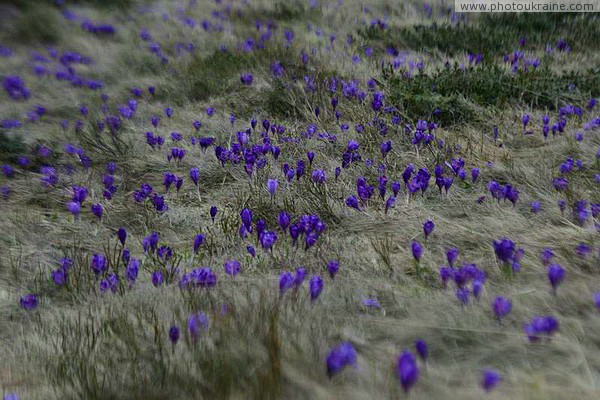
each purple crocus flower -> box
[481,369,501,392]
[345,195,361,211]
[293,267,307,287]
[423,220,435,239]
[67,201,81,217]
[414,339,428,361]
[210,206,218,222]
[371,91,384,111]
[385,196,396,214]
[522,113,530,128]
[390,181,400,197]
[224,260,241,276]
[122,249,130,265]
[240,208,252,231]
[3,75,30,100]
[91,203,103,220]
[524,315,559,341]
[362,298,381,309]
[492,296,512,321]
[574,200,589,225]
[277,211,291,232]
[439,267,454,288]
[188,312,208,340]
[126,259,139,285]
[591,203,600,218]
[381,141,392,158]
[326,342,357,377]
[52,268,67,286]
[164,107,173,118]
[260,231,277,250]
[189,167,200,186]
[193,234,205,253]
[471,168,480,183]
[558,199,566,213]
[20,294,38,310]
[547,264,565,292]
[575,242,592,258]
[397,350,419,392]
[311,169,326,184]
[540,248,553,266]
[446,248,459,267]
[169,325,180,345]
[152,271,164,287]
[267,179,279,197]
[411,241,423,262]
[309,276,324,300]
[456,287,470,305]
[2,165,14,178]
[473,280,484,299]
[593,292,600,310]
[91,253,107,275]
[117,227,127,245]
[327,260,339,279]
[240,73,253,85]
[552,177,569,192]
[279,271,294,295]
[493,238,516,264]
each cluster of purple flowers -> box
[66,185,89,217]
[33,48,103,90]
[487,181,519,205]
[187,311,209,340]
[240,73,253,85]
[102,162,118,200]
[523,316,559,342]
[410,119,437,146]
[3,75,30,100]
[239,208,326,252]
[278,267,324,300]
[404,165,431,194]
[81,20,116,35]
[167,147,185,162]
[134,182,168,212]
[325,342,357,377]
[341,140,361,168]
[439,262,487,305]
[179,267,217,289]
[145,131,165,148]
[51,258,72,286]
[503,50,540,73]
[492,238,524,272]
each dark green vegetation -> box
[361,13,600,56]
[385,65,600,126]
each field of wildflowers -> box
[1,1,599,399]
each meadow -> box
[0,1,599,399]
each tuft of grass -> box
[183,50,257,102]
[3,2,63,44]
[0,132,26,163]
[235,0,322,23]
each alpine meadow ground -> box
[0,1,599,399]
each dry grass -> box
[0,0,599,399]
